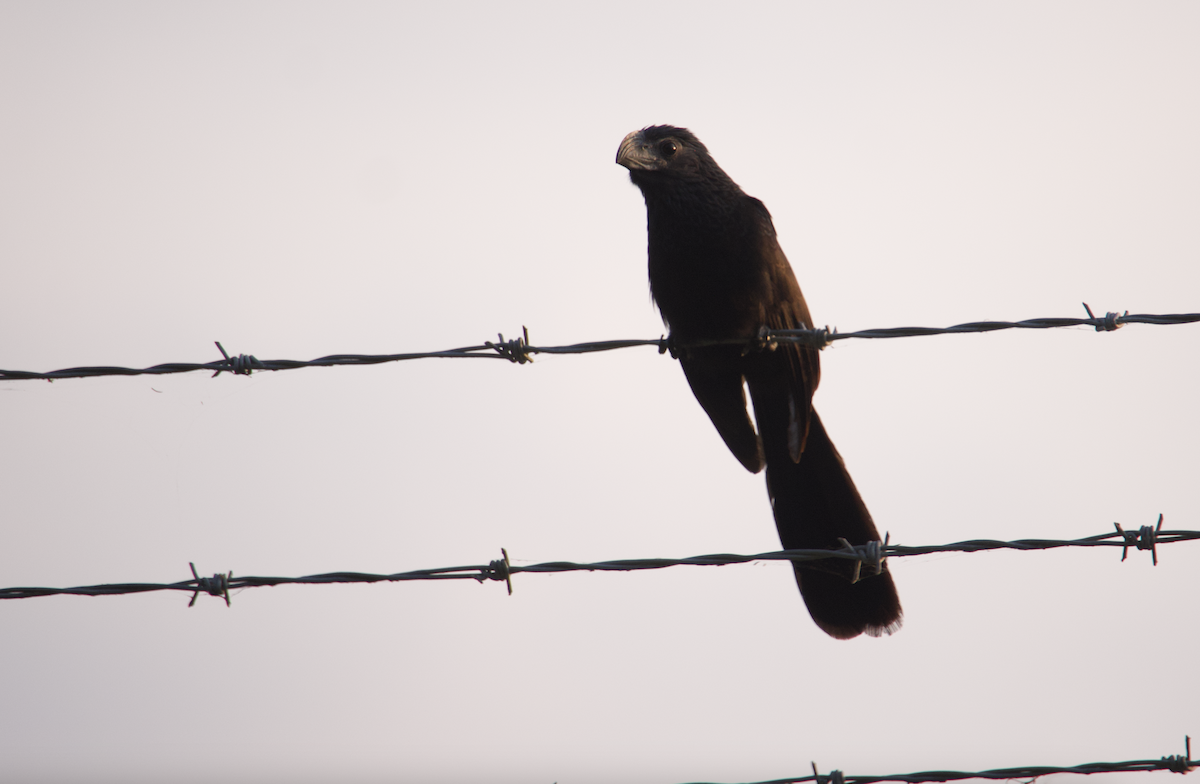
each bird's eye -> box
[659,140,678,158]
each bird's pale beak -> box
[616,130,657,171]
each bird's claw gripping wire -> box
[742,325,778,355]
[740,325,834,355]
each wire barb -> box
[485,326,533,364]
[212,341,262,377]
[1115,514,1165,565]
[1082,302,1127,332]
[1160,736,1195,774]
[835,533,889,583]
[837,538,863,583]
[809,763,846,784]
[479,548,513,595]
[188,562,232,607]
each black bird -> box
[617,125,901,639]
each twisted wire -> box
[689,737,1194,784]
[1,520,1193,603]
[3,306,1196,382]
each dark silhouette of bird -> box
[617,125,901,639]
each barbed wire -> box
[2,305,1197,382]
[1,517,1193,604]
[684,737,1195,784]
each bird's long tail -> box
[756,405,903,639]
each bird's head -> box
[616,125,718,186]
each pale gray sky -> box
[2,2,1198,783]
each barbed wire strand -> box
[682,737,1195,784]
[3,305,1198,382]
[1,518,1193,604]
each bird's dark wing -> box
[753,212,820,464]
[679,348,764,473]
